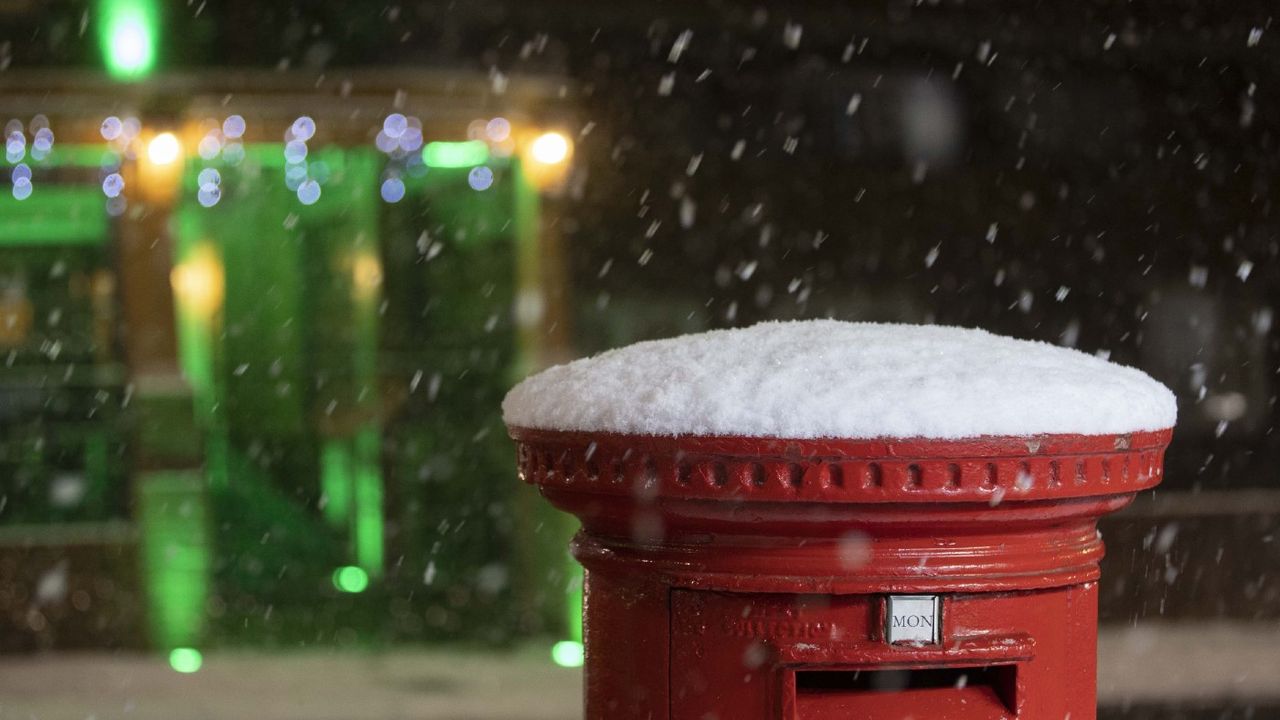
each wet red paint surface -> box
[511,427,1172,719]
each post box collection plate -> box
[886,594,941,645]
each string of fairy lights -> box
[5,117,56,201]
[3,113,572,209]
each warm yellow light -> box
[352,253,383,299]
[530,132,570,165]
[171,247,225,316]
[148,132,181,165]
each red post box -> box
[505,322,1175,719]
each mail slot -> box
[793,665,1018,718]
[503,321,1176,718]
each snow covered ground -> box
[0,623,1274,719]
[0,646,580,720]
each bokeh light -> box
[551,640,584,668]
[100,116,123,141]
[382,113,408,139]
[284,140,308,164]
[168,648,203,674]
[530,131,570,165]
[423,141,489,168]
[222,115,246,139]
[6,132,25,163]
[102,172,125,198]
[380,177,406,203]
[197,182,221,208]
[32,128,54,160]
[467,166,494,191]
[291,116,316,142]
[222,141,245,165]
[122,117,142,140]
[147,132,181,165]
[332,566,369,593]
[197,134,222,160]
[374,131,398,154]
[485,117,511,142]
[296,179,321,205]
[397,126,423,153]
[284,163,308,191]
[197,168,221,187]
[12,177,33,200]
[101,0,158,81]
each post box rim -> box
[509,426,1172,505]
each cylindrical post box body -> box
[511,428,1171,719]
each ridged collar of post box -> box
[509,427,1172,593]
[511,428,1171,505]
[504,321,1176,594]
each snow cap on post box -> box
[502,320,1176,440]
[506,322,1176,720]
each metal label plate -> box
[886,594,941,645]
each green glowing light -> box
[332,565,369,593]
[568,571,583,643]
[138,472,209,652]
[0,186,108,246]
[168,647,203,673]
[423,141,489,168]
[320,441,353,527]
[99,0,158,80]
[550,640,584,668]
[353,428,385,578]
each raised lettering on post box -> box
[886,594,941,645]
